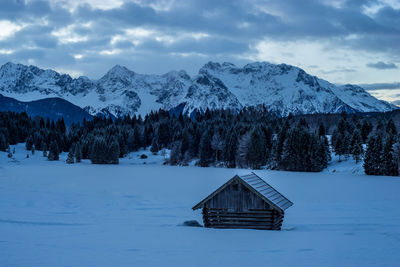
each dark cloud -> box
[367,61,398,70]
[0,0,400,78]
[0,0,53,22]
[360,82,400,90]
[390,100,400,106]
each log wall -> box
[203,207,284,230]
[199,180,285,230]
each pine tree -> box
[133,125,143,150]
[323,135,331,162]
[237,132,251,168]
[247,126,266,169]
[48,141,59,161]
[0,133,8,152]
[376,119,384,135]
[107,140,120,164]
[169,141,182,165]
[273,123,288,165]
[351,130,363,163]
[392,137,400,175]
[318,123,326,137]
[342,133,351,159]
[382,136,398,176]
[150,137,159,154]
[25,136,33,151]
[224,130,238,168]
[331,129,339,152]
[66,149,74,164]
[74,142,82,163]
[211,132,224,163]
[157,122,170,148]
[90,138,107,164]
[361,120,372,143]
[42,143,48,157]
[280,127,303,171]
[364,136,383,175]
[180,127,192,157]
[261,126,273,161]
[333,133,344,162]
[386,119,397,136]
[198,131,211,167]
[316,136,329,170]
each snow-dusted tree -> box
[90,138,107,164]
[273,122,288,164]
[180,127,192,158]
[74,142,82,163]
[236,131,251,168]
[41,143,47,156]
[157,122,170,148]
[361,120,372,143]
[364,135,383,175]
[386,118,397,136]
[224,129,238,168]
[392,137,400,175]
[48,141,59,161]
[198,131,212,167]
[107,139,120,164]
[247,126,266,169]
[150,137,159,154]
[0,133,8,152]
[211,132,224,163]
[169,141,182,165]
[351,130,363,163]
[66,149,74,164]
[382,136,398,176]
[25,136,33,151]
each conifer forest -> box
[1,108,399,176]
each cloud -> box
[366,61,398,69]
[390,99,400,106]
[0,0,399,83]
[360,82,400,90]
[320,68,356,74]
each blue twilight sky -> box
[1,0,400,101]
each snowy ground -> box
[1,145,400,266]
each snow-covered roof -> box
[238,173,293,211]
[192,172,293,212]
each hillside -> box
[0,94,92,124]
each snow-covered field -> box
[1,145,400,266]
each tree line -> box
[1,108,399,176]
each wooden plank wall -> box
[201,181,284,230]
[205,181,270,211]
[203,207,284,230]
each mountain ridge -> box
[0,61,396,117]
[0,93,92,124]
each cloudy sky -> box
[1,0,400,101]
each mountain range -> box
[0,61,396,118]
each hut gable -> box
[192,172,293,230]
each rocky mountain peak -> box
[0,61,396,118]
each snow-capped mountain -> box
[0,61,396,117]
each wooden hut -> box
[192,173,293,230]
